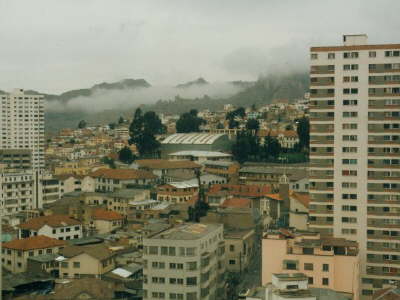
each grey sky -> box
[1,0,399,93]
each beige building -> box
[309,34,400,297]
[224,228,255,273]
[58,244,116,279]
[91,208,124,234]
[143,223,226,300]
[262,230,360,299]
[2,235,66,273]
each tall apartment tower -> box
[0,89,45,169]
[143,223,226,300]
[309,34,400,297]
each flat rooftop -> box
[150,223,221,240]
[273,273,308,281]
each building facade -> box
[0,89,45,169]
[309,34,400,297]
[143,223,226,300]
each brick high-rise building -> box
[309,34,400,297]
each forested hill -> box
[42,72,308,132]
[145,72,309,114]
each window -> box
[369,51,376,58]
[322,278,329,285]
[149,246,158,255]
[342,159,357,164]
[229,245,235,252]
[73,262,80,268]
[186,277,197,286]
[343,52,359,59]
[343,88,358,94]
[343,111,358,118]
[302,248,314,255]
[304,263,313,270]
[229,259,236,265]
[342,205,357,211]
[342,123,357,129]
[343,99,358,106]
[343,147,357,153]
[343,135,357,141]
[342,217,357,223]
[322,264,329,272]
[308,277,314,284]
[311,53,318,60]
[328,53,335,59]
[343,64,358,70]
[61,262,69,268]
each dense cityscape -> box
[1,2,400,300]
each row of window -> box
[311,50,400,60]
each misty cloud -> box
[46,82,244,113]
[1,0,400,93]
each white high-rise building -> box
[309,34,400,298]
[0,89,45,169]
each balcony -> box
[310,77,335,86]
[368,234,400,241]
[310,65,335,75]
[367,258,400,265]
[308,219,333,226]
[310,89,335,98]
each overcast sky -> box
[1,0,400,94]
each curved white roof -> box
[168,150,232,157]
[161,133,226,145]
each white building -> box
[143,223,226,300]
[168,150,232,164]
[309,34,400,296]
[0,169,35,216]
[0,89,45,169]
[18,215,83,241]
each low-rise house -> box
[2,235,66,273]
[289,191,310,230]
[224,228,255,273]
[58,244,117,279]
[134,159,201,181]
[262,229,360,299]
[18,215,83,240]
[90,168,157,192]
[157,181,199,204]
[91,208,124,234]
[203,160,240,182]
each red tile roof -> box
[221,197,251,208]
[3,235,66,251]
[136,159,201,170]
[290,191,310,208]
[89,168,157,180]
[18,215,81,231]
[207,184,272,198]
[92,209,124,221]
[265,193,283,201]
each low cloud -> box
[46,82,244,113]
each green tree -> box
[118,116,125,124]
[78,120,87,129]
[129,108,161,157]
[261,134,281,160]
[296,116,310,150]
[176,110,205,133]
[101,156,116,169]
[143,111,166,135]
[226,107,246,129]
[109,123,116,130]
[246,119,260,131]
[231,131,251,163]
[118,146,136,164]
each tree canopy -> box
[176,109,206,133]
[128,108,163,157]
[296,116,310,150]
[118,146,136,164]
[77,120,87,129]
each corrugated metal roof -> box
[161,133,225,145]
[169,150,232,157]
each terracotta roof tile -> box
[290,191,310,208]
[92,209,124,221]
[3,235,66,251]
[265,193,283,201]
[89,168,157,180]
[221,197,251,208]
[18,215,81,231]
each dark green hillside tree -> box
[129,108,164,157]
[176,109,206,133]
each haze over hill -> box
[40,71,308,132]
